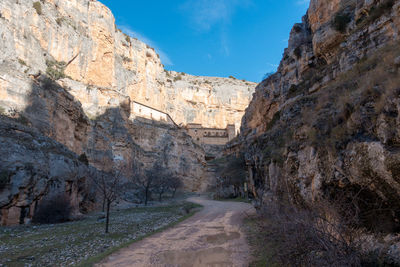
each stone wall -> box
[131,101,176,126]
[187,124,236,146]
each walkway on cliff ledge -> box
[97,197,255,267]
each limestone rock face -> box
[308,0,342,32]
[238,0,400,237]
[0,0,255,129]
[0,117,95,226]
[0,0,255,225]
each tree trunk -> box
[144,187,148,206]
[102,196,105,212]
[159,192,162,202]
[105,199,111,234]
[172,188,177,198]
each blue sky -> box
[100,0,310,82]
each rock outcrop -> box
[0,0,255,225]
[0,116,95,225]
[238,0,400,235]
[0,0,255,130]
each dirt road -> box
[97,197,255,267]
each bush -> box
[293,46,302,59]
[46,60,67,80]
[32,194,72,224]
[257,201,364,266]
[41,77,59,91]
[293,24,302,33]
[167,176,183,197]
[332,12,351,33]
[0,171,10,190]
[369,0,394,22]
[125,34,130,43]
[56,17,63,26]
[16,114,30,126]
[214,154,247,199]
[174,75,182,82]
[267,110,281,130]
[78,153,89,166]
[262,72,274,81]
[18,58,27,66]
[0,106,5,115]
[356,0,394,27]
[122,56,132,63]
[33,2,42,15]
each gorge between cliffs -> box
[1,0,400,266]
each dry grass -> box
[174,75,183,82]
[33,1,42,15]
[299,40,400,151]
[244,41,400,265]
[247,177,400,266]
[356,0,395,29]
[244,215,279,267]
[256,204,363,266]
[0,202,201,266]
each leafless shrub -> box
[32,194,72,224]
[128,162,159,205]
[127,161,183,203]
[255,185,384,267]
[167,175,183,198]
[153,168,170,202]
[255,179,400,266]
[257,202,362,266]
[154,173,183,201]
[90,165,123,233]
[213,154,247,199]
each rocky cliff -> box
[0,0,255,130]
[238,0,400,234]
[0,0,255,225]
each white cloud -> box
[181,0,252,31]
[221,32,230,56]
[119,25,173,66]
[180,0,251,58]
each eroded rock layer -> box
[0,0,255,225]
[237,0,400,235]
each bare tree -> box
[128,161,182,204]
[153,172,169,202]
[90,167,122,233]
[167,175,183,198]
[251,183,400,266]
[128,162,161,205]
[214,154,247,198]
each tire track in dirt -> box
[97,197,255,267]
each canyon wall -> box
[0,0,255,130]
[237,0,400,235]
[0,0,255,225]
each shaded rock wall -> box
[0,0,255,224]
[237,0,400,232]
[0,116,95,225]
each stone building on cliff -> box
[186,124,236,145]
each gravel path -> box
[98,197,256,267]
[0,202,196,266]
